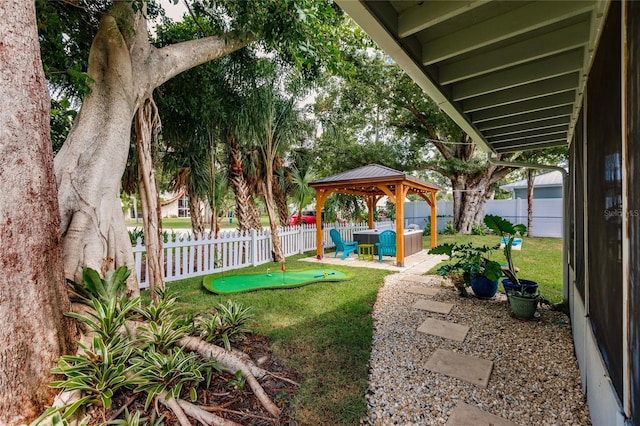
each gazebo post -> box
[430,191,437,247]
[315,189,332,259]
[395,183,405,267]
[367,195,375,229]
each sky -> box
[160,0,187,22]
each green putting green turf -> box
[202,269,349,294]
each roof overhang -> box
[335,0,610,154]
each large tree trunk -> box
[54,12,140,293]
[449,164,512,234]
[53,3,251,292]
[453,180,487,234]
[0,2,76,423]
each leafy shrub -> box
[48,267,224,423]
[131,347,220,410]
[196,301,254,351]
[128,227,144,245]
[441,221,457,235]
[471,223,488,236]
[423,217,431,236]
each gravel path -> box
[362,273,590,425]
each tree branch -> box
[151,31,255,89]
[402,104,455,160]
[413,163,454,180]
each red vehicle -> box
[289,210,317,225]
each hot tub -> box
[352,229,423,256]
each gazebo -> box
[309,164,440,267]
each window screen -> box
[626,0,640,422]
[571,112,585,302]
[586,1,623,401]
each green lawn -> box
[426,234,564,303]
[153,253,391,425]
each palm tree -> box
[241,84,304,261]
[226,127,263,232]
[273,156,292,226]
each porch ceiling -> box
[335,0,609,154]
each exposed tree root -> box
[264,371,299,387]
[157,391,191,426]
[176,399,244,426]
[202,405,278,423]
[178,336,281,417]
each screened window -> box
[585,1,623,400]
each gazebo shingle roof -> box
[310,164,441,193]
[312,164,407,183]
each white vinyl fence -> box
[404,198,563,238]
[132,221,395,289]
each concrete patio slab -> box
[412,299,453,314]
[405,285,440,296]
[417,318,469,341]
[425,349,493,388]
[446,402,516,426]
[300,251,445,272]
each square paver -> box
[403,274,436,284]
[424,349,493,388]
[446,402,516,426]
[405,285,440,296]
[417,318,469,341]
[412,299,453,314]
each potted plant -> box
[429,242,503,299]
[483,214,539,319]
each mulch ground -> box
[97,335,300,426]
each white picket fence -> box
[132,221,395,288]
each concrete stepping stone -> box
[412,299,453,314]
[417,318,469,342]
[446,402,516,426]
[405,285,440,296]
[402,274,435,284]
[425,349,493,388]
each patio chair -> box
[375,230,396,263]
[330,229,359,260]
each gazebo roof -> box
[310,164,440,196]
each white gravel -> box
[362,273,591,426]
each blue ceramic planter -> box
[470,275,499,299]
